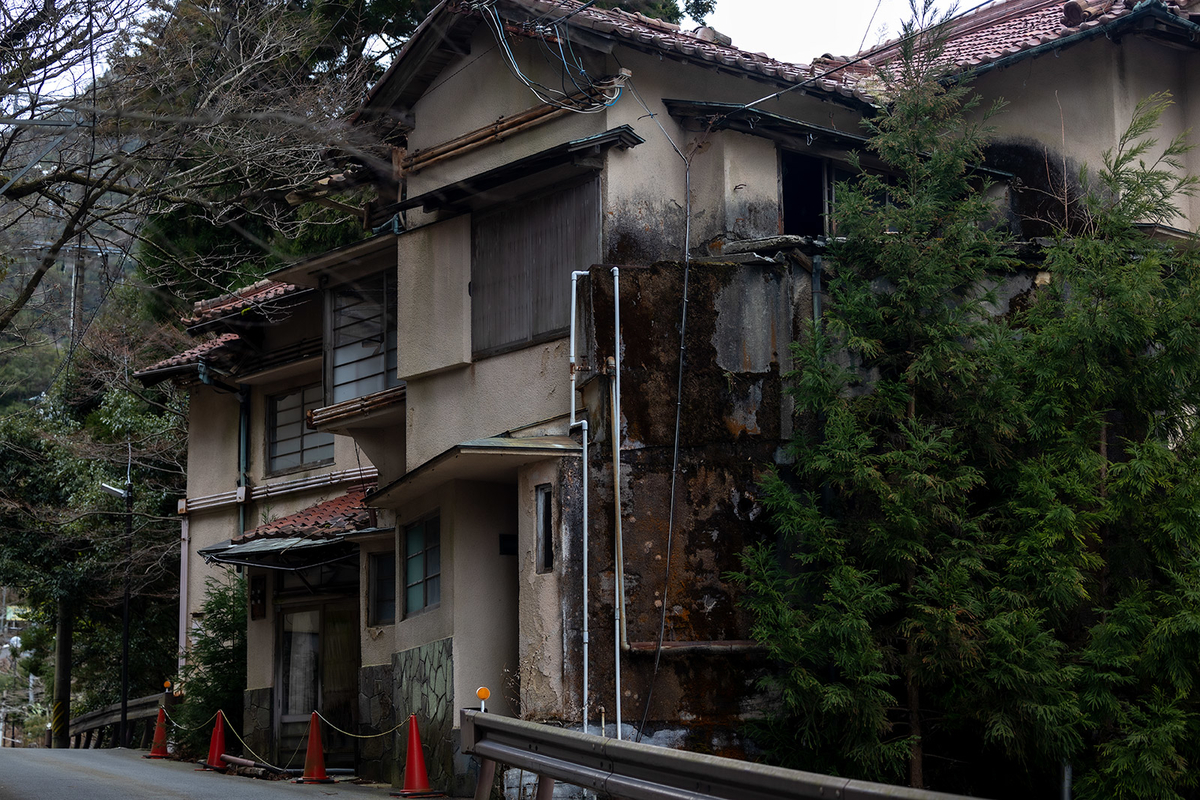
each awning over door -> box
[367,434,581,508]
[198,485,387,571]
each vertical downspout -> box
[237,386,250,536]
[569,270,591,735]
[610,266,627,740]
[178,517,190,672]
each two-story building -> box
[138,0,1200,792]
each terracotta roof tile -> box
[183,279,305,327]
[235,485,378,543]
[445,0,881,106]
[135,333,240,375]
[855,0,1194,76]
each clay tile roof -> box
[182,279,305,327]
[858,0,1195,76]
[135,333,240,375]
[234,485,378,544]
[446,0,880,106]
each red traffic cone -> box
[294,711,334,784]
[396,714,431,796]
[143,707,169,759]
[197,710,226,771]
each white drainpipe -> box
[569,270,591,735]
[610,267,627,740]
[178,517,190,672]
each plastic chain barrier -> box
[314,709,410,739]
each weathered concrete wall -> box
[394,638,455,792]
[516,460,565,719]
[600,46,863,265]
[245,569,276,692]
[186,387,240,499]
[357,663,396,783]
[972,34,1198,234]
[450,480,519,721]
[243,687,272,763]
[397,215,472,380]
[358,533,397,668]
[404,341,571,472]
[574,262,788,749]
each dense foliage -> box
[735,11,1200,799]
[173,574,247,758]
[0,290,188,716]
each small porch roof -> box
[367,434,580,508]
[198,485,388,571]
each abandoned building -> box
[135,0,1200,791]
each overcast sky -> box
[689,0,948,64]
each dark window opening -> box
[781,150,826,237]
[368,552,396,626]
[535,483,553,573]
[781,150,869,238]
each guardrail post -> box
[473,758,495,800]
[534,775,555,800]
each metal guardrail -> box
[461,710,985,800]
[68,693,164,749]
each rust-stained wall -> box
[571,261,806,747]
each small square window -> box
[368,552,396,626]
[404,516,440,617]
[535,484,553,574]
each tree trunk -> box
[52,600,72,749]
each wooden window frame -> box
[403,514,441,618]
[325,271,400,406]
[267,383,334,475]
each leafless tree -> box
[1,0,390,339]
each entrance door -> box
[278,602,358,767]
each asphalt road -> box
[0,748,398,799]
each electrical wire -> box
[472,0,623,113]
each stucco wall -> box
[972,35,1197,233]
[397,214,472,380]
[404,340,571,472]
[403,27,606,210]
[186,387,240,498]
[449,480,519,722]
[358,533,397,668]
[515,460,566,720]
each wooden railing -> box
[68,693,169,750]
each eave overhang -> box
[368,435,581,508]
[367,126,643,227]
[199,533,381,571]
[664,98,1012,180]
[269,232,400,289]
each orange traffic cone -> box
[392,714,435,796]
[143,707,169,759]
[294,711,334,784]
[197,710,227,771]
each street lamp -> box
[100,481,133,748]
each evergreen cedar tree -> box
[174,574,248,758]
[733,10,1200,800]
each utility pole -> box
[70,239,85,343]
[119,477,132,748]
[51,600,71,748]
